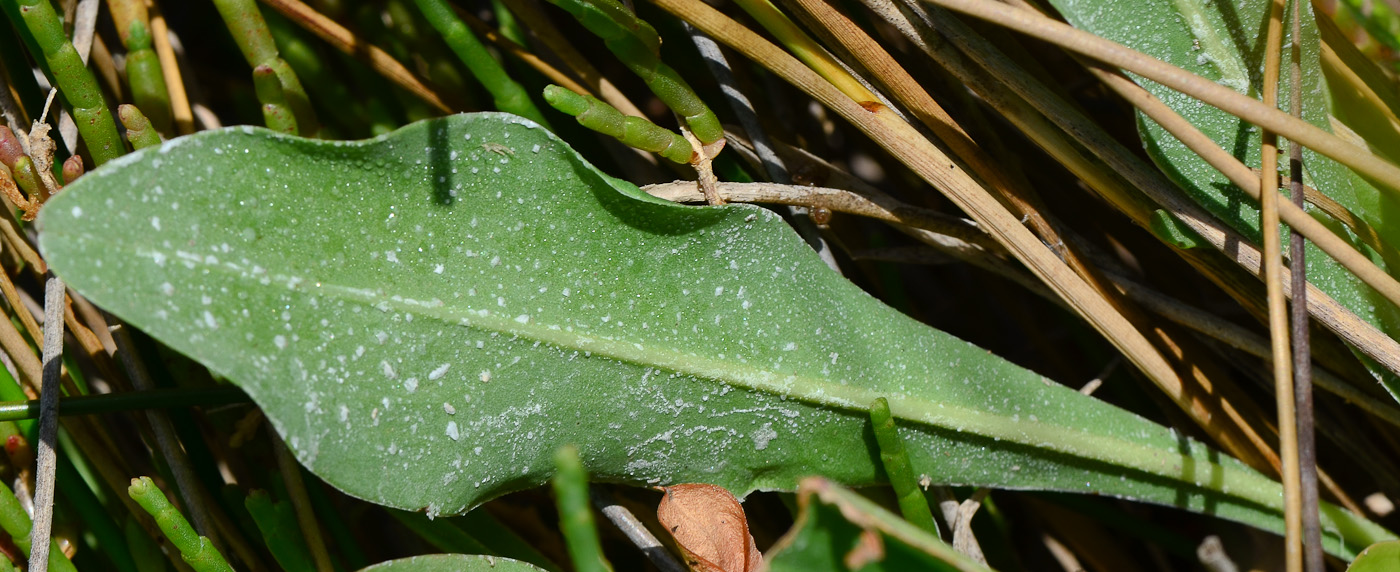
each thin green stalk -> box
[544,85,692,163]
[414,0,551,126]
[107,0,172,134]
[0,480,76,572]
[118,104,162,150]
[253,65,298,134]
[553,445,612,572]
[128,476,234,572]
[545,0,722,143]
[211,0,319,136]
[123,20,173,135]
[870,397,940,537]
[0,387,249,422]
[272,434,333,572]
[15,0,124,164]
[245,490,315,571]
[491,0,528,47]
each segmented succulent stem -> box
[118,104,162,150]
[123,20,173,135]
[870,397,941,537]
[253,65,298,135]
[16,0,124,164]
[0,126,39,218]
[545,0,723,143]
[544,85,693,163]
[0,479,76,572]
[211,0,319,135]
[128,477,234,572]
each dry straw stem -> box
[1080,59,1400,308]
[1258,0,1302,567]
[987,0,1400,317]
[926,0,1400,209]
[273,434,333,572]
[257,0,451,114]
[869,0,1400,384]
[148,3,195,135]
[643,0,1283,468]
[645,181,999,252]
[970,0,1400,430]
[784,0,1100,293]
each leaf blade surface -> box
[37,113,1392,558]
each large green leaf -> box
[37,114,1392,558]
[1348,540,1400,572]
[1043,0,1400,396]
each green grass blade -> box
[553,445,611,572]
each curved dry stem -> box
[925,0,1400,197]
[1076,59,1400,310]
[643,180,999,252]
[787,0,1104,298]
[869,0,1400,384]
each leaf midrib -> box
[94,235,1292,513]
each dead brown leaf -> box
[657,483,762,572]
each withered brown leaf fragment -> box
[657,483,763,572]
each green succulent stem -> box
[211,0,319,136]
[543,85,693,163]
[544,0,723,143]
[253,65,299,135]
[871,397,941,537]
[15,0,125,164]
[413,0,552,127]
[123,20,173,135]
[0,479,77,572]
[553,445,612,572]
[118,105,163,150]
[128,476,234,572]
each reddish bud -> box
[62,155,84,186]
